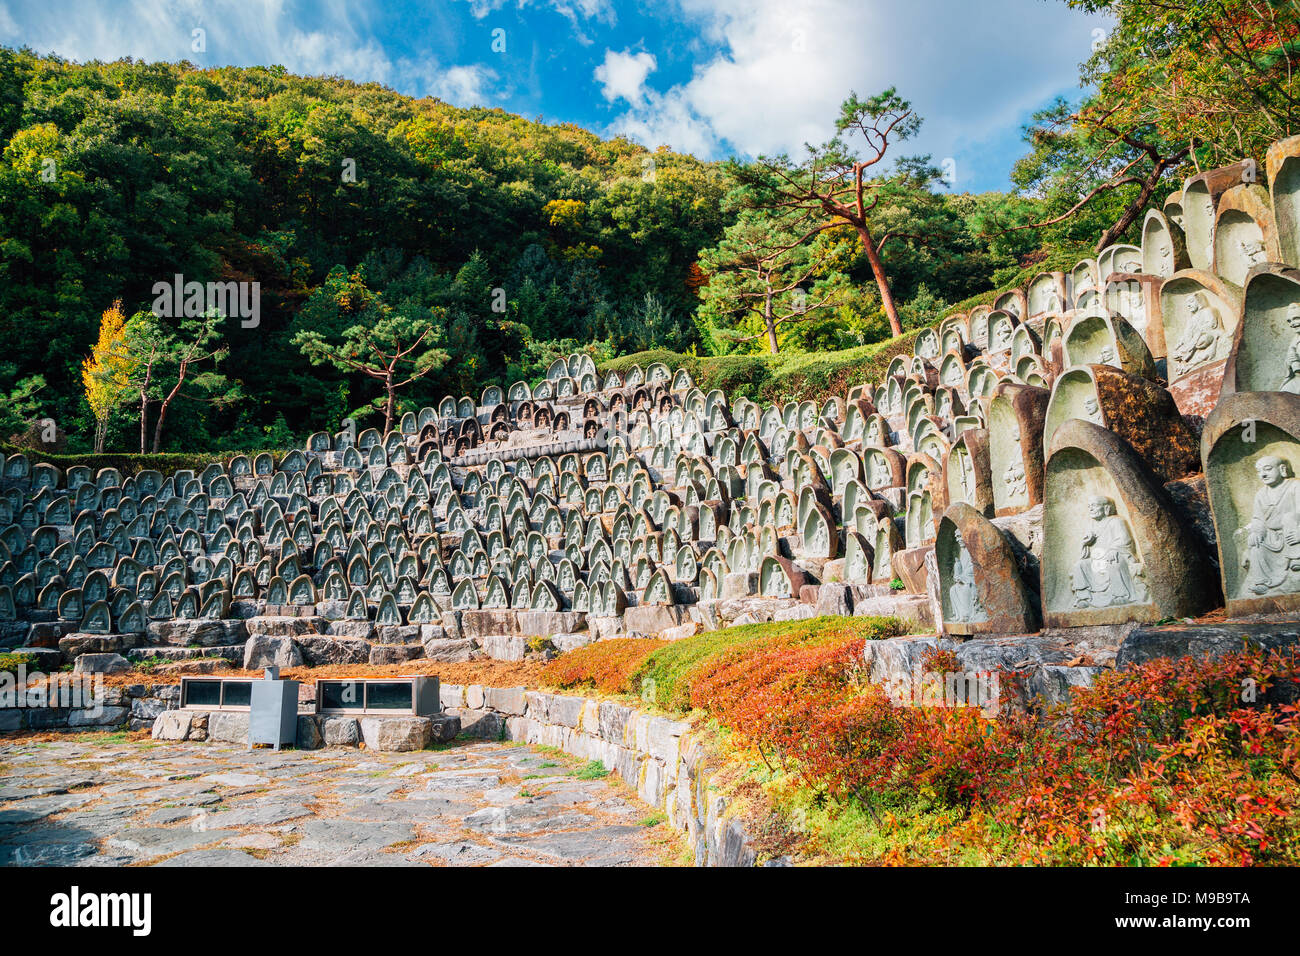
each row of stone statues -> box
[4,138,1300,674]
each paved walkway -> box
[0,735,675,866]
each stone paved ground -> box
[0,735,679,867]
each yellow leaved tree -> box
[81,300,137,452]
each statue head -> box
[1088,495,1116,519]
[1256,456,1293,486]
[1287,303,1300,330]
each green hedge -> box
[597,334,919,407]
[599,250,1100,408]
[0,444,286,477]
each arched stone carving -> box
[1202,391,1300,616]
[1043,419,1217,627]
[937,502,1038,636]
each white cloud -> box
[602,0,1111,186]
[594,49,656,106]
[423,63,498,105]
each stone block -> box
[243,635,302,670]
[148,619,248,647]
[368,644,424,666]
[207,711,251,744]
[322,716,360,746]
[359,716,432,752]
[297,636,370,667]
[484,685,527,716]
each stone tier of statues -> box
[5,136,1300,671]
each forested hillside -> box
[2,0,1294,453]
[0,50,1045,452]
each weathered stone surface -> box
[297,636,370,666]
[148,619,248,647]
[1043,420,1218,628]
[359,716,432,751]
[151,710,193,741]
[937,502,1039,636]
[1118,621,1300,701]
[207,712,251,744]
[623,603,689,635]
[322,716,361,746]
[478,634,526,660]
[368,643,424,665]
[72,652,131,674]
[243,634,303,670]
[422,637,476,662]
[245,616,325,638]
[892,545,931,594]
[296,715,324,749]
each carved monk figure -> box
[948,542,980,622]
[1172,292,1222,375]
[1071,496,1148,608]
[1157,239,1173,272]
[1239,456,1300,595]
[1083,396,1104,424]
[1281,304,1300,394]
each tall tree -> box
[122,309,237,453]
[729,89,943,338]
[81,300,135,452]
[698,206,847,355]
[1002,0,1300,253]
[293,267,449,433]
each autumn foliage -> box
[541,638,668,695]
[545,616,1300,865]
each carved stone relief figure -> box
[1282,304,1300,394]
[1171,292,1223,376]
[1070,496,1149,608]
[1082,396,1104,425]
[868,455,888,488]
[1003,460,1026,500]
[947,539,984,623]
[1241,238,1267,268]
[1237,455,1300,596]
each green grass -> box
[631,615,903,714]
[638,811,667,827]
[574,759,610,780]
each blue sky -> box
[0,0,1112,192]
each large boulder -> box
[147,619,248,647]
[359,716,432,752]
[243,635,302,670]
[297,636,370,667]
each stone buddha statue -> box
[1071,495,1148,608]
[1239,455,1300,596]
[1171,292,1222,376]
[1281,304,1300,394]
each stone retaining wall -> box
[144,681,762,866]
[440,684,762,867]
[0,682,177,732]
